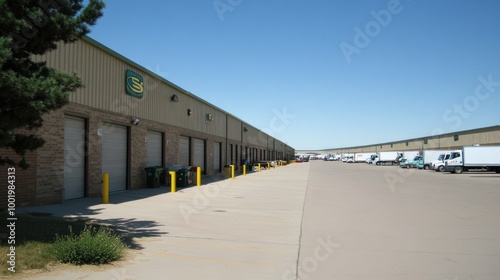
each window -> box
[424,139,428,144]
[454,135,459,141]
[450,152,461,159]
[406,142,409,146]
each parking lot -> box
[300,160,500,280]
[18,160,500,280]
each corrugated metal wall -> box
[38,39,232,138]
[36,37,290,154]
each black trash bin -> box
[177,168,189,188]
[145,166,162,188]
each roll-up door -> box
[193,138,205,172]
[64,117,86,199]
[213,142,221,173]
[102,123,127,192]
[179,136,189,166]
[147,130,162,167]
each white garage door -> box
[102,123,127,192]
[179,136,189,166]
[193,138,205,172]
[147,130,162,167]
[64,117,86,200]
[213,142,221,173]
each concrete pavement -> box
[14,161,500,279]
[17,163,310,280]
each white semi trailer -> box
[444,146,500,174]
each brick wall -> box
[2,101,275,207]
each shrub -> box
[51,225,126,265]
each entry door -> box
[102,123,127,192]
[64,117,86,199]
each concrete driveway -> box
[16,161,500,279]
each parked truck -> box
[372,151,403,165]
[366,154,378,164]
[398,151,421,168]
[354,153,377,163]
[432,152,454,172]
[444,146,500,174]
[402,150,453,169]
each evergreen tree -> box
[0,0,104,168]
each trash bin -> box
[177,168,189,188]
[160,168,168,185]
[223,165,231,178]
[145,166,163,188]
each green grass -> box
[0,213,127,275]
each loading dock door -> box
[102,123,127,192]
[179,136,189,166]
[64,117,86,200]
[147,130,162,167]
[193,138,205,172]
[214,142,221,173]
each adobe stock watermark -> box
[282,235,340,280]
[339,0,408,64]
[442,74,499,130]
[247,106,296,147]
[109,267,134,280]
[9,0,67,51]
[51,89,144,185]
[424,74,499,149]
[384,166,416,193]
[213,0,243,21]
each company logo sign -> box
[125,69,144,98]
[205,113,213,124]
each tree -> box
[0,0,105,168]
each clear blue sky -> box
[87,0,500,150]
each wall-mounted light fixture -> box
[131,117,140,125]
[187,109,192,116]
[171,94,179,102]
[243,127,248,132]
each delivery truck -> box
[398,151,421,167]
[354,153,377,163]
[402,150,453,169]
[444,146,500,174]
[432,152,454,172]
[372,152,403,165]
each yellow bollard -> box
[230,165,235,179]
[258,163,261,172]
[243,165,246,175]
[267,162,270,170]
[102,173,109,204]
[170,171,176,193]
[197,167,201,187]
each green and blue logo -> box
[125,69,144,99]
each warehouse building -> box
[298,125,500,155]
[2,37,295,207]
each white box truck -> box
[354,153,377,163]
[373,151,403,165]
[444,146,500,174]
[403,150,453,169]
[433,152,455,172]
